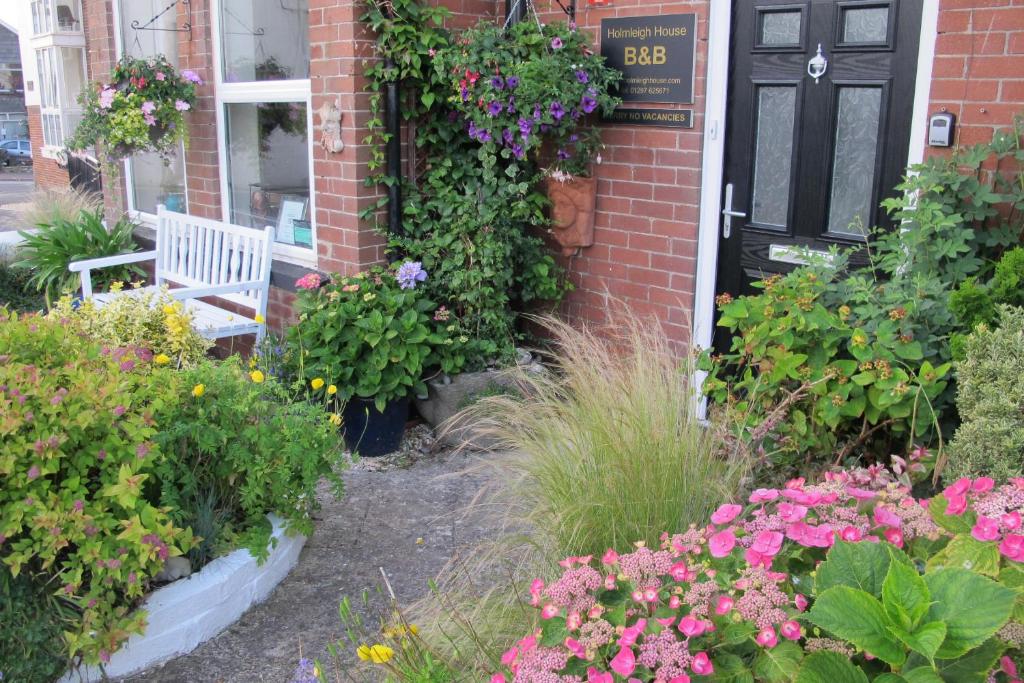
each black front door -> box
[715,0,923,308]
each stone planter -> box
[415,370,519,450]
[59,515,306,683]
[544,174,598,256]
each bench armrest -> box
[69,250,158,299]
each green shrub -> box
[943,306,1024,483]
[702,121,1023,478]
[51,287,212,368]
[14,209,142,304]
[949,247,1024,357]
[0,255,45,313]
[0,566,71,683]
[0,309,194,666]
[287,265,448,409]
[152,357,345,562]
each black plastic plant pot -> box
[341,396,409,457]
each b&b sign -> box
[600,14,697,104]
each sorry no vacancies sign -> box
[600,14,697,104]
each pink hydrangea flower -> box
[780,620,801,641]
[609,646,636,676]
[715,595,734,614]
[750,488,780,503]
[972,516,1001,542]
[756,627,778,648]
[691,652,714,675]
[295,272,322,290]
[794,594,808,612]
[678,615,706,638]
[709,528,737,558]
[1000,534,1024,562]
[711,503,742,525]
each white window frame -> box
[31,0,83,36]
[111,0,190,226]
[211,0,317,267]
[34,44,85,157]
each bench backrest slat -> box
[155,206,274,313]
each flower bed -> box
[495,472,1024,682]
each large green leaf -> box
[933,638,1006,683]
[807,586,906,666]
[710,653,755,683]
[815,541,894,597]
[926,535,1001,576]
[883,559,931,629]
[924,568,1015,659]
[889,621,946,663]
[753,641,803,683]
[874,676,907,683]
[902,668,944,683]
[794,651,868,683]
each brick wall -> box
[928,0,1024,150]
[26,106,71,190]
[537,1,709,351]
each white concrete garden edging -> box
[59,515,306,683]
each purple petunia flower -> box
[576,70,589,84]
[396,261,428,290]
[506,96,516,114]
[569,134,579,142]
[550,101,565,120]
[468,121,479,138]
[502,128,514,145]
[581,95,598,114]
[533,104,542,121]
[460,86,469,102]
[557,148,572,160]
[491,76,505,90]
[512,144,525,159]
[478,129,492,143]
[540,123,550,133]
[507,75,520,89]
[181,69,203,84]
[487,100,503,116]
[551,37,563,49]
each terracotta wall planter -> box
[544,174,598,256]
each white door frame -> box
[691,0,940,397]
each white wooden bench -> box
[68,206,275,342]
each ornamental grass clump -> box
[494,471,1024,682]
[411,311,748,672]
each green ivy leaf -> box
[794,651,868,683]
[924,567,1015,659]
[807,586,906,666]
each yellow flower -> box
[250,370,265,384]
[248,356,257,369]
[110,281,124,293]
[327,384,337,395]
[255,313,265,324]
[311,378,325,390]
[154,353,171,366]
[162,304,176,315]
[131,280,143,289]
[192,384,206,398]
[329,413,342,426]
[356,644,393,664]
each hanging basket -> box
[544,173,598,256]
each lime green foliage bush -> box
[362,0,570,372]
[14,209,141,304]
[0,309,194,666]
[703,122,1023,478]
[287,266,447,409]
[0,567,73,682]
[949,247,1024,356]
[0,255,45,313]
[152,357,344,563]
[943,307,1024,484]
[52,288,212,368]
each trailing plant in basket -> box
[436,20,621,176]
[494,469,1024,682]
[69,55,201,160]
[286,264,451,411]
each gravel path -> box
[121,435,501,683]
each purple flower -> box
[99,87,116,109]
[97,449,107,461]
[507,75,520,89]
[27,465,40,480]
[581,95,598,114]
[502,128,514,145]
[136,442,151,459]
[533,104,542,121]
[550,101,565,120]
[487,100,503,116]
[144,113,157,126]
[576,70,589,84]
[460,85,469,102]
[141,101,157,115]
[291,658,318,683]
[175,99,191,112]
[396,261,428,290]
[512,144,525,159]
[477,129,492,143]
[551,37,564,49]
[518,117,533,138]
[73,500,84,512]
[490,76,505,90]
[181,69,203,84]
[570,134,579,142]
[506,96,516,114]
[120,359,136,372]
[557,148,572,160]
[113,405,126,417]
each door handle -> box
[722,183,747,238]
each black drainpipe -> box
[385,58,403,244]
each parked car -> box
[0,139,32,165]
